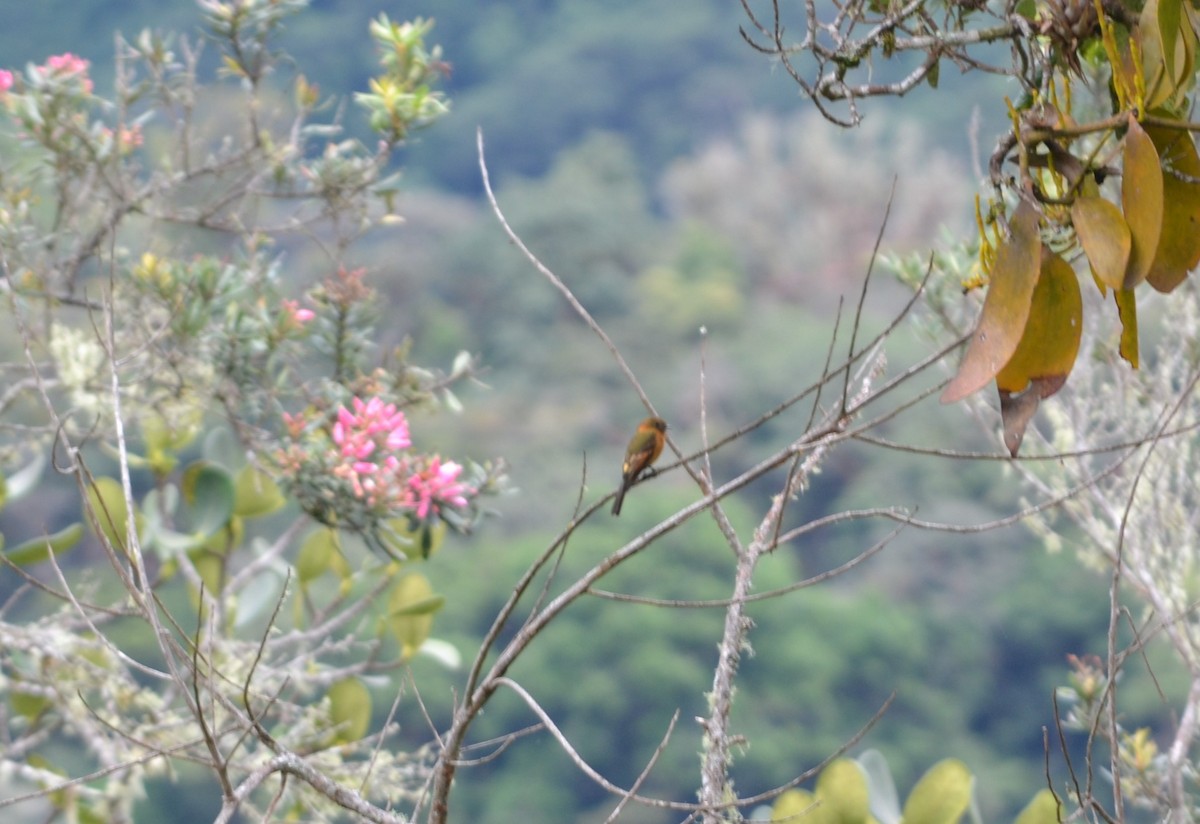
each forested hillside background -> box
[0,2,1173,823]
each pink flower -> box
[281,298,315,328]
[100,125,144,156]
[0,70,13,95]
[118,125,143,150]
[44,53,92,94]
[328,395,413,506]
[407,456,472,519]
[46,53,89,75]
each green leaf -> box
[327,677,372,744]
[901,759,973,824]
[388,572,438,659]
[1014,790,1061,824]
[187,547,224,596]
[84,477,137,552]
[816,759,871,824]
[380,517,445,560]
[1159,0,1182,75]
[5,523,83,567]
[297,527,341,584]
[182,462,235,538]
[233,464,286,518]
[390,593,446,617]
[10,688,51,722]
[773,789,820,822]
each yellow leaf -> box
[1122,120,1164,288]
[1072,195,1131,291]
[994,249,1083,456]
[1115,287,1139,368]
[995,249,1083,395]
[1145,124,1200,292]
[815,759,870,824]
[902,759,974,824]
[772,789,820,822]
[1014,790,1062,824]
[942,200,1041,403]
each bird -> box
[611,416,667,516]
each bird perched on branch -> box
[611,416,667,516]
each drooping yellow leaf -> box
[1115,287,1140,368]
[994,249,1082,456]
[942,200,1042,403]
[995,249,1083,395]
[1121,120,1164,289]
[1145,124,1200,292]
[1072,195,1131,291]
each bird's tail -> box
[611,486,626,516]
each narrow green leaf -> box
[390,593,446,617]
[5,523,83,567]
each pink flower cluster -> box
[406,456,471,520]
[44,53,93,93]
[0,52,94,100]
[333,395,412,465]
[280,394,475,528]
[46,53,89,75]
